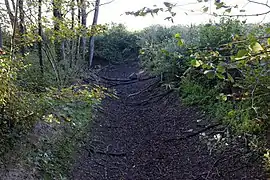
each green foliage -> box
[188,31,270,134]
[0,50,104,179]
[198,18,243,47]
[138,18,270,135]
[138,25,198,80]
[180,78,218,106]
[0,53,39,156]
[26,86,104,179]
[94,24,139,63]
[0,0,107,177]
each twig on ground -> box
[108,76,158,87]
[101,75,156,82]
[165,123,221,143]
[131,89,174,106]
[127,80,161,97]
[87,147,126,157]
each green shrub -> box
[137,25,198,80]
[180,78,218,106]
[94,23,139,63]
[139,18,270,135]
[0,48,104,178]
[26,85,104,179]
[198,18,243,47]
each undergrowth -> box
[136,18,270,170]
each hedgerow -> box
[94,23,139,63]
[138,18,270,136]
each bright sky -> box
[95,0,270,30]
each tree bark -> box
[75,0,81,63]
[0,25,3,50]
[11,0,19,58]
[4,0,15,26]
[80,0,87,62]
[38,0,43,75]
[53,0,63,62]
[18,0,25,56]
[88,0,100,68]
[70,0,75,68]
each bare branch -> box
[175,2,200,7]
[213,10,270,17]
[4,0,15,24]
[247,0,270,8]
[87,0,115,15]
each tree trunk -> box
[88,0,100,68]
[75,0,81,63]
[53,0,62,62]
[38,0,43,75]
[61,41,66,64]
[18,0,25,56]
[0,25,3,50]
[80,0,87,62]
[70,0,75,68]
[4,0,15,26]
[11,0,19,58]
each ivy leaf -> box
[164,2,172,7]
[177,39,184,46]
[164,17,172,21]
[227,73,234,83]
[175,33,181,38]
[216,65,226,73]
[218,93,228,101]
[268,38,270,46]
[251,42,264,53]
[204,70,215,79]
[191,59,203,67]
[236,49,248,58]
[266,28,270,34]
[225,8,232,13]
[203,7,209,12]
[161,49,169,56]
[216,72,225,80]
[262,114,268,120]
[202,63,211,69]
[152,8,160,14]
[228,110,236,117]
[215,2,224,9]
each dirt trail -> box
[71,61,265,180]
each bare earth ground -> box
[71,60,266,180]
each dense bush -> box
[138,18,270,135]
[27,85,104,179]
[94,24,139,63]
[197,18,243,47]
[0,48,103,178]
[0,53,38,155]
[137,25,198,80]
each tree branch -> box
[247,0,270,8]
[214,10,270,17]
[86,0,115,15]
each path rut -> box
[71,61,265,180]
